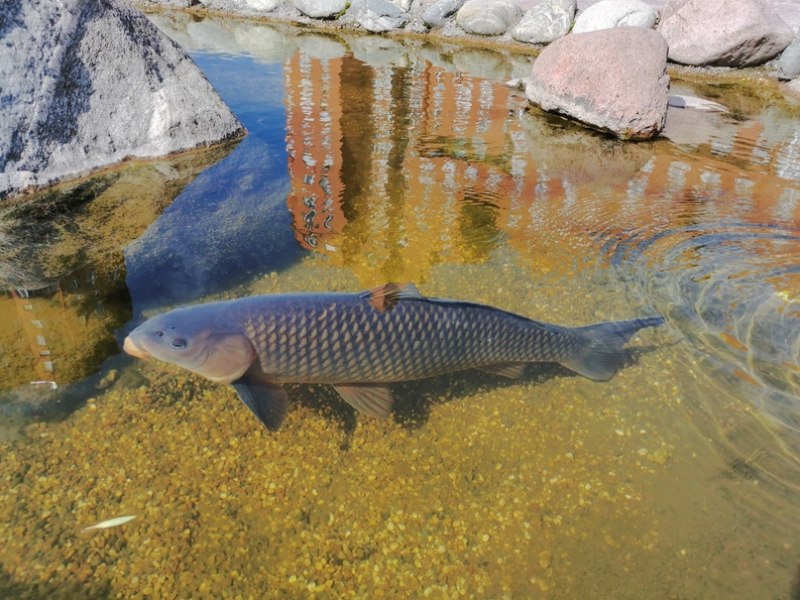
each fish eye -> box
[170,338,187,349]
[156,331,164,338]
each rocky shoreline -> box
[130,0,800,140]
[3,0,800,197]
[131,0,800,75]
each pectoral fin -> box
[232,377,289,431]
[478,362,526,379]
[333,383,394,418]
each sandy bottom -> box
[1,258,798,599]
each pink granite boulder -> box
[657,0,793,67]
[524,27,669,140]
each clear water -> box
[1,13,799,599]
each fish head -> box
[123,308,256,384]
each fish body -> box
[123,284,663,430]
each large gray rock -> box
[349,0,411,32]
[525,27,669,140]
[512,0,576,44]
[456,0,522,35]
[778,31,800,80]
[423,0,467,27]
[294,0,347,19]
[787,78,800,98]
[0,0,244,198]
[657,0,793,67]
[572,0,658,34]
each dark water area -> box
[0,12,799,599]
[124,52,300,311]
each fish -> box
[82,515,136,532]
[123,283,664,431]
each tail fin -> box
[561,316,664,381]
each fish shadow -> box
[290,344,659,444]
[391,362,571,429]
[394,342,657,428]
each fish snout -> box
[123,335,150,360]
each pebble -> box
[0,269,695,598]
[538,550,552,569]
[95,369,118,390]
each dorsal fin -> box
[362,283,423,312]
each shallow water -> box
[1,13,799,599]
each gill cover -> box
[125,312,256,384]
[196,332,257,383]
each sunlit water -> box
[1,12,799,599]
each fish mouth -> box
[123,335,151,360]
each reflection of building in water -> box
[0,266,130,392]
[285,53,346,253]
[8,286,61,385]
[602,116,800,231]
[283,52,552,279]
[283,50,800,281]
[0,136,231,392]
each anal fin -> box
[478,362,526,379]
[232,376,289,431]
[333,383,394,418]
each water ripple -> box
[608,221,800,435]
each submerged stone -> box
[525,27,669,140]
[0,0,244,198]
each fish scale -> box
[123,284,664,431]
[239,294,585,384]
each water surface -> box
[1,13,799,599]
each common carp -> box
[123,283,663,431]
